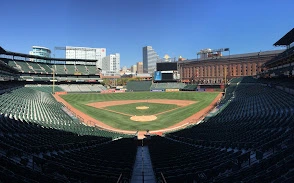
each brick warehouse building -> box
[178,50,283,84]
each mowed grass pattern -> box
[61,92,219,131]
[105,102,178,116]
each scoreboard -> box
[154,62,179,82]
[154,71,179,82]
[156,62,177,71]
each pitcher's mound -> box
[130,115,157,122]
[136,106,149,110]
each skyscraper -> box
[143,46,160,74]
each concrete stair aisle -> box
[131,146,156,183]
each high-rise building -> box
[29,46,51,62]
[102,53,120,72]
[143,46,160,73]
[131,65,137,73]
[65,46,106,68]
[137,61,143,74]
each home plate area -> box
[130,115,157,122]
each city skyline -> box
[0,0,293,68]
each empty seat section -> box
[0,115,137,182]
[27,62,44,73]
[126,81,152,91]
[14,61,35,73]
[54,65,66,74]
[65,65,76,74]
[150,82,186,90]
[87,65,99,75]
[0,86,133,138]
[161,77,294,182]
[38,62,53,73]
[75,65,87,74]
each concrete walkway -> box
[131,146,156,183]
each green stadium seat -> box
[126,81,152,91]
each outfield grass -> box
[61,92,219,131]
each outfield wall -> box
[166,89,180,92]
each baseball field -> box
[60,92,219,131]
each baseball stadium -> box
[0,27,294,183]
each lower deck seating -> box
[0,87,133,138]
[25,85,64,93]
[59,84,106,92]
[1,77,294,182]
[163,81,294,182]
[149,135,294,182]
[0,82,23,94]
[181,84,198,91]
[149,136,242,182]
[0,115,137,182]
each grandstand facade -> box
[0,46,102,83]
[263,28,294,78]
[178,50,283,84]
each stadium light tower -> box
[52,68,55,94]
[51,54,56,94]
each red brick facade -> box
[178,51,283,84]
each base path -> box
[87,99,196,108]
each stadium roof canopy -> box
[273,28,294,46]
[0,46,6,54]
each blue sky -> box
[0,0,293,68]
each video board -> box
[154,71,178,82]
[156,62,177,71]
[154,71,162,81]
